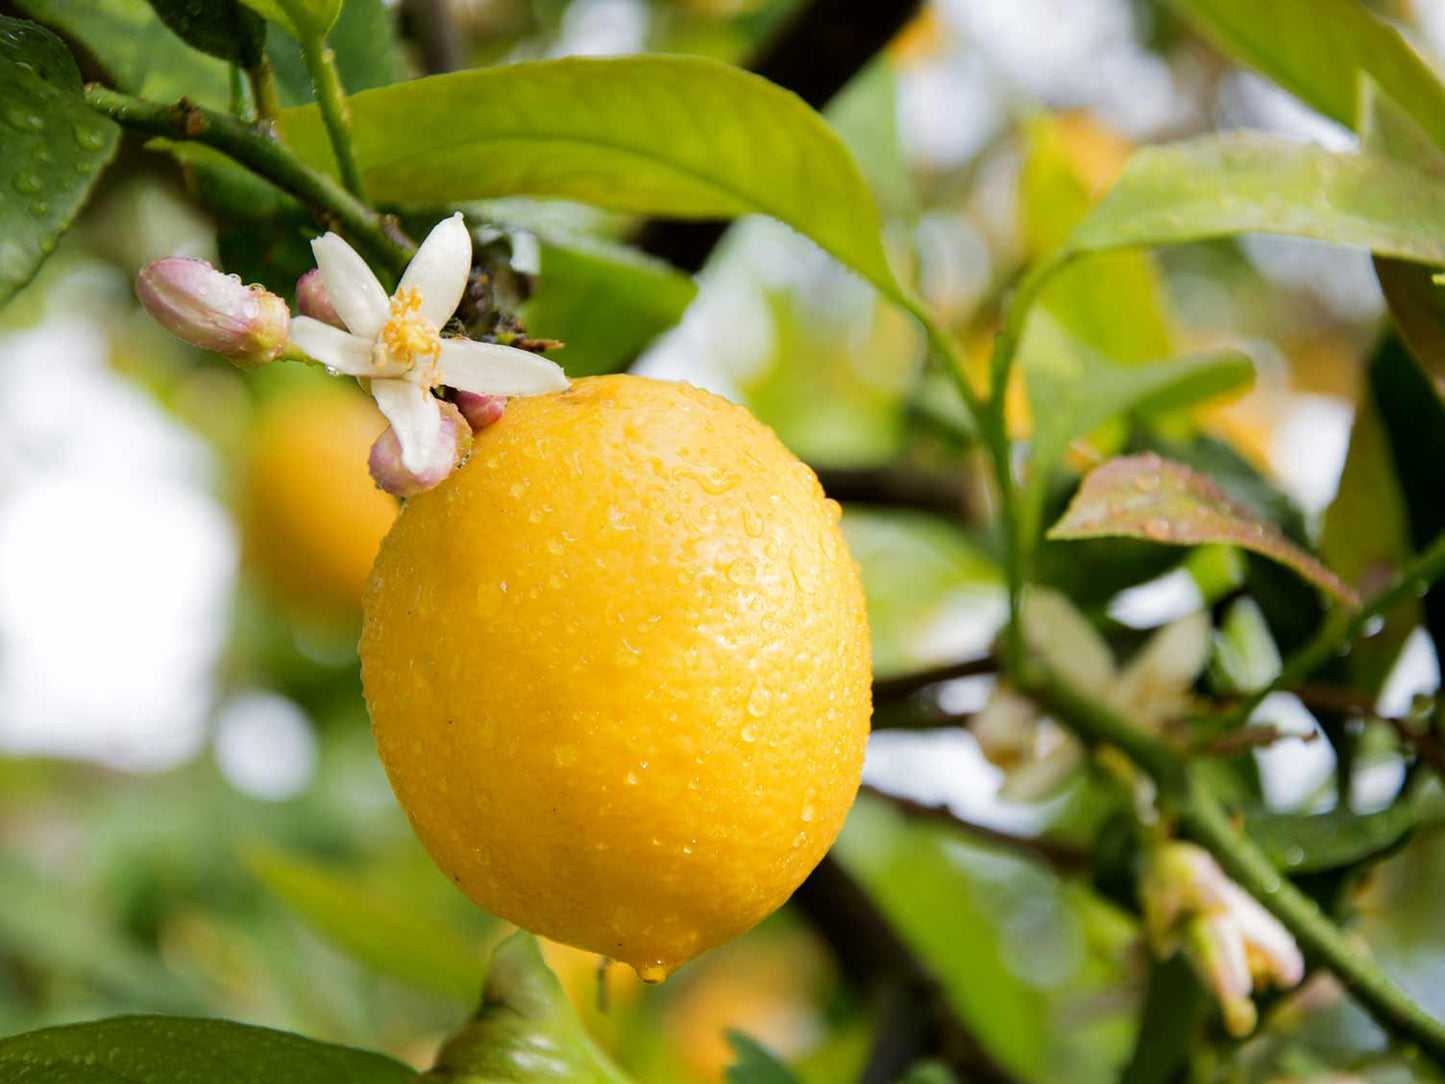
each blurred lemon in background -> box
[361,375,871,982]
[242,383,397,620]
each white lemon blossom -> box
[972,589,1212,801]
[1144,841,1305,1037]
[288,213,568,478]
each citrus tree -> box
[1,0,1445,1081]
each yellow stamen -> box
[376,287,443,386]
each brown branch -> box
[860,785,1091,873]
[1291,685,1445,779]
[873,657,997,704]
[814,463,976,521]
[791,855,1018,1084]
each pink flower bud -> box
[136,258,289,370]
[451,390,507,431]
[295,268,344,329]
[369,400,472,497]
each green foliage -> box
[238,0,340,41]
[1049,454,1358,607]
[1243,804,1421,875]
[0,17,119,306]
[266,0,405,106]
[142,0,265,67]
[725,1033,802,1084]
[1174,0,1445,149]
[1119,955,1207,1084]
[241,843,489,1004]
[13,0,231,104]
[1065,133,1445,266]
[412,933,630,1083]
[520,234,698,377]
[0,1016,415,1082]
[279,56,903,301]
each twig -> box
[813,463,975,520]
[297,31,366,199]
[1026,665,1445,1066]
[1225,530,1445,729]
[404,0,463,75]
[246,56,282,122]
[1291,685,1445,780]
[791,855,1017,1083]
[873,656,997,704]
[861,784,1091,873]
[82,86,413,275]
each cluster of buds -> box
[1142,841,1305,1037]
[135,214,567,498]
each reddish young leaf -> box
[1048,454,1360,608]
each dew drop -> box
[800,803,815,823]
[13,173,41,195]
[625,770,640,786]
[741,505,764,537]
[746,685,771,717]
[740,724,758,743]
[1282,845,1305,867]
[73,123,106,150]
[727,559,756,586]
[1143,517,1173,542]
[1132,471,1160,493]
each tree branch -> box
[872,656,996,704]
[1025,666,1445,1065]
[791,855,1017,1084]
[861,784,1090,873]
[83,85,414,275]
[814,463,976,520]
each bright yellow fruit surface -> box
[361,375,871,981]
[244,384,397,618]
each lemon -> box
[242,384,397,618]
[361,374,871,981]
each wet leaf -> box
[0,1016,414,1082]
[280,56,901,302]
[1065,133,1445,267]
[413,932,631,1083]
[1244,803,1420,874]
[1047,454,1359,608]
[142,0,264,66]
[0,16,119,306]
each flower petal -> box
[371,379,445,476]
[1021,588,1117,697]
[288,316,374,374]
[311,233,389,339]
[400,212,472,329]
[1219,881,1305,988]
[438,339,569,396]
[997,736,1084,802]
[1116,609,1213,716]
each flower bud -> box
[295,268,344,329]
[136,258,289,369]
[451,390,507,432]
[369,400,472,497]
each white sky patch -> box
[214,691,318,801]
[0,319,235,772]
[1251,693,1337,811]
[1269,394,1354,520]
[1108,568,1206,630]
[1377,626,1441,718]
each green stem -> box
[1227,529,1445,727]
[298,31,366,200]
[83,85,412,275]
[246,56,283,123]
[1025,666,1445,1065]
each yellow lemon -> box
[242,384,397,618]
[361,375,871,982]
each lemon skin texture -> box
[243,385,397,618]
[361,374,871,981]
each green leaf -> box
[1048,453,1359,608]
[1064,133,1445,267]
[13,0,231,105]
[280,56,902,299]
[1022,309,1254,538]
[239,0,339,39]
[0,16,119,307]
[521,234,697,377]
[413,933,631,1083]
[266,0,405,106]
[143,0,265,66]
[1208,596,1281,697]
[0,1016,415,1082]
[893,1063,959,1084]
[241,842,487,1003]
[1119,954,1207,1084]
[725,1033,802,1084]
[1243,803,1420,874]
[1174,0,1445,151]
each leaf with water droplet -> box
[0,16,118,307]
[1048,454,1360,608]
[1243,802,1419,873]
